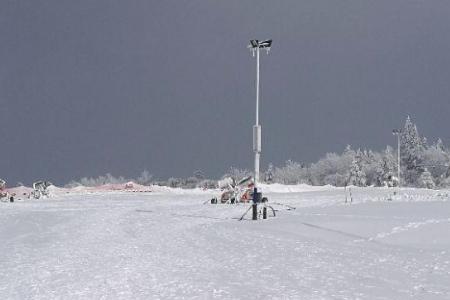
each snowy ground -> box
[1,186,450,299]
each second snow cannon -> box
[31,180,53,199]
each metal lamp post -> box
[392,129,401,187]
[248,39,272,185]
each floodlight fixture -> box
[248,39,272,57]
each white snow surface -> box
[1,185,450,299]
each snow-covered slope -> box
[1,186,449,299]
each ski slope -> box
[1,186,450,299]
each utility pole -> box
[392,129,401,187]
[248,39,272,185]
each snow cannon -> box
[125,182,134,189]
[209,176,257,204]
[237,176,252,187]
[31,180,53,199]
[0,179,8,201]
[0,179,14,202]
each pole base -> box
[252,203,258,220]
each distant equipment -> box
[0,179,14,202]
[31,181,53,199]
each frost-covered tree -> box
[197,179,217,189]
[348,149,366,186]
[183,177,200,189]
[439,173,450,188]
[273,160,308,184]
[361,149,381,186]
[309,145,355,186]
[73,173,128,187]
[435,138,444,151]
[264,163,274,183]
[417,168,435,189]
[309,153,341,185]
[422,139,450,186]
[323,173,348,186]
[400,116,425,185]
[341,145,357,170]
[136,170,153,186]
[167,177,182,188]
[376,146,397,186]
[222,167,252,182]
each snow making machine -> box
[30,180,53,199]
[210,176,267,204]
[0,179,14,202]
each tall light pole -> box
[248,39,272,185]
[392,129,401,187]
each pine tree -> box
[400,116,425,185]
[361,149,381,186]
[348,149,367,186]
[341,145,356,177]
[375,146,396,186]
[264,163,274,183]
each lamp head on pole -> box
[248,39,273,56]
[392,129,400,136]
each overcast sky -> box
[2,1,450,185]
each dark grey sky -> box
[2,1,450,185]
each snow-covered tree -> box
[400,116,425,185]
[136,170,153,186]
[422,139,450,186]
[72,173,128,187]
[417,168,435,189]
[323,173,348,186]
[309,145,355,186]
[264,163,274,183]
[273,160,308,185]
[376,146,397,186]
[347,149,366,186]
[167,177,182,188]
[222,167,252,182]
[341,145,357,170]
[361,149,381,186]
[197,179,217,189]
[310,153,340,185]
[439,175,450,188]
[435,138,445,152]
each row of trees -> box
[266,116,450,188]
[66,117,449,189]
[266,146,397,187]
[66,170,218,189]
